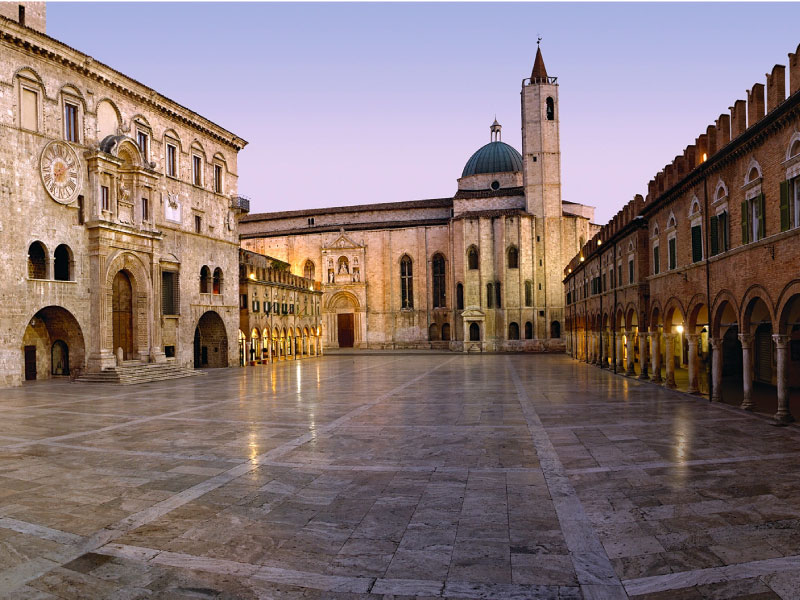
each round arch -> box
[194,311,228,368]
[104,251,152,361]
[20,305,86,381]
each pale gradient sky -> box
[49,2,800,224]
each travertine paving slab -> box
[0,355,798,598]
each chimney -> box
[789,44,800,95]
[747,83,765,127]
[730,100,747,138]
[706,125,717,157]
[766,64,786,112]
[715,114,731,148]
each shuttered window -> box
[653,245,660,274]
[161,271,179,315]
[691,225,703,262]
[668,237,677,270]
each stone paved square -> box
[1,355,800,598]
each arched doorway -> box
[328,291,360,348]
[22,306,85,381]
[112,271,134,360]
[469,322,480,341]
[194,311,228,368]
[51,340,69,376]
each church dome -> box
[461,141,523,178]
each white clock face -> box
[40,141,81,204]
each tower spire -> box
[490,117,501,142]
[531,41,548,82]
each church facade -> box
[0,3,247,386]
[241,48,597,351]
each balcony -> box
[230,195,250,213]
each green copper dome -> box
[461,141,523,177]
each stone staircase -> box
[76,360,204,385]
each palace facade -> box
[564,44,800,423]
[238,249,323,365]
[241,48,597,352]
[0,3,248,386]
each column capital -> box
[663,332,676,341]
[772,334,790,349]
[686,333,700,343]
[709,337,723,350]
[738,333,753,348]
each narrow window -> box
[137,131,149,161]
[21,87,38,131]
[192,155,202,186]
[653,245,660,274]
[195,215,202,233]
[456,282,464,310]
[214,164,223,194]
[101,185,109,211]
[162,271,180,315]
[525,321,533,339]
[469,322,480,341]
[617,264,622,286]
[166,143,177,177]
[525,280,532,307]
[546,97,555,120]
[432,253,446,308]
[27,242,47,279]
[400,255,414,309]
[304,260,315,280]
[64,102,78,142]
[691,224,702,262]
[486,282,494,308]
[628,258,634,283]
[200,266,210,293]
[668,237,677,269]
[77,195,84,225]
[467,246,479,270]
[142,197,149,222]
[308,217,315,226]
[507,246,519,269]
[213,268,222,295]
[53,245,70,281]
[719,211,729,252]
[495,281,501,308]
[18,4,25,26]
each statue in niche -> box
[338,256,349,274]
[328,268,334,283]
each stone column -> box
[599,333,607,368]
[686,334,700,393]
[773,334,794,424]
[638,331,649,380]
[664,333,676,388]
[626,331,636,376]
[739,333,753,410]
[616,334,624,370]
[650,331,662,383]
[709,338,722,401]
[588,333,595,364]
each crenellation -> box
[747,83,765,128]
[716,113,731,147]
[731,99,747,138]
[766,64,786,111]
[789,44,800,95]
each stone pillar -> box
[687,333,700,394]
[616,334,624,370]
[739,333,754,410]
[650,331,662,383]
[773,334,794,424]
[664,333,676,388]
[626,331,636,376]
[638,331,649,380]
[588,333,595,364]
[709,338,722,401]
[268,334,273,363]
[599,333,607,368]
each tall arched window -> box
[546,97,555,121]
[212,267,223,295]
[429,323,439,341]
[441,323,451,341]
[28,241,48,279]
[507,246,519,269]
[469,322,480,341]
[524,280,533,307]
[550,321,561,339]
[456,283,464,310]
[400,254,413,309]
[525,322,533,339]
[486,282,494,308]
[304,260,315,280]
[467,245,479,270]
[432,253,446,308]
[54,244,71,281]
[200,265,211,293]
[509,322,520,340]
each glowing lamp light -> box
[249,273,256,280]
[597,239,602,246]
[568,268,572,273]
[676,325,684,334]
[580,256,585,262]
[702,153,708,162]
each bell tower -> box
[521,42,561,218]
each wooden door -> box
[112,271,134,359]
[337,313,354,348]
[24,346,36,381]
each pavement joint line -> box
[566,451,800,475]
[621,552,800,596]
[507,358,628,600]
[0,356,453,595]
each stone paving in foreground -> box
[0,355,799,599]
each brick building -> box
[241,47,597,352]
[238,249,323,365]
[564,43,800,424]
[0,3,247,386]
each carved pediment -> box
[323,228,363,251]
